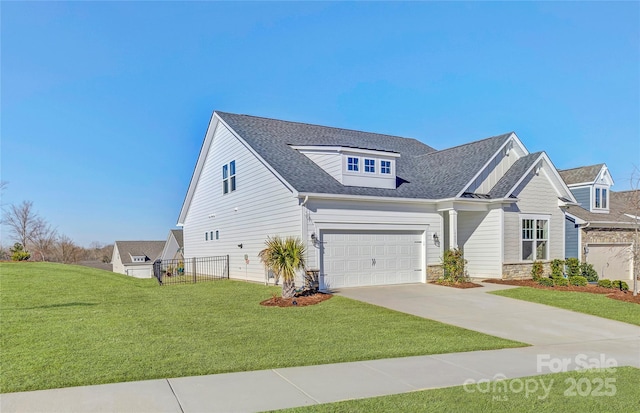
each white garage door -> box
[126,266,153,278]
[321,230,423,289]
[586,244,633,281]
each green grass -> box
[0,262,525,393]
[490,287,640,326]
[275,367,640,412]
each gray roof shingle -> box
[170,229,184,248]
[115,241,165,265]
[216,112,512,199]
[567,190,639,226]
[558,164,604,185]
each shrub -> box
[612,280,629,291]
[554,277,569,287]
[531,260,544,281]
[551,259,565,279]
[441,248,468,283]
[9,243,30,261]
[565,258,581,278]
[570,276,588,287]
[580,262,599,282]
[538,278,554,287]
[597,279,613,288]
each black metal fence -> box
[153,256,229,285]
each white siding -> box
[458,208,502,278]
[111,243,125,274]
[565,217,579,259]
[503,169,566,263]
[303,199,441,272]
[182,123,301,282]
[303,152,342,182]
[467,150,521,194]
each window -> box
[205,232,208,241]
[347,157,359,171]
[223,161,236,194]
[595,187,608,209]
[210,231,213,240]
[381,160,391,174]
[364,158,375,173]
[521,217,548,261]
[215,230,219,240]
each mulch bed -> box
[260,292,333,307]
[483,279,640,304]
[429,280,483,289]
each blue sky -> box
[2,2,638,246]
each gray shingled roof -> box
[488,152,542,198]
[567,190,639,226]
[558,164,604,185]
[170,229,184,248]
[217,112,512,199]
[115,241,165,265]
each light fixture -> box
[433,233,439,244]
[237,243,243,249]
[311,233,317,242]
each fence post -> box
[192,257,197,283]
[226,255,230,279]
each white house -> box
[177,111,577,289]
[560,164,637,281]
[159,229,184,262]
[111,240,165,278]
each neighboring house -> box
[160,229,184,261]
[111,240,165,278]
[177,111,577,289]
[560,164,637,281]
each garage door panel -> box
[321,230,423,289]
[586,244,633,281]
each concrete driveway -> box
[336,282,640,353]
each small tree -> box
[10,243,30,261]
[550,259,564,280]
[531,260,544,281]
[565,258,581,278]
[259,236,306,298]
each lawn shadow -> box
[22,302,98,310]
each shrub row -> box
[598,279,629,291]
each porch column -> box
[448,209,458,249]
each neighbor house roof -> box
[216,111,514,200]
[558,164,604,186]
[170,229,184,248]
[567,190,639,227]
[114,241,165,265]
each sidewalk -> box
[3,283,639,413]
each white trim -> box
[290,145,401,157]
[519,214,551,262]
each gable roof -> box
[114,241,165,265]
[558,164,605,186]
[488,152,543,198]
[170,229,184,248]
[216,111,514,200]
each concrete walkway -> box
[3,282,639,413]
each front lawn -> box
[491,287,640,326]
[275,367,640,413]
[0,263,525,393]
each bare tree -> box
[2,200,41,248]
[56,234,80,264]
[31,221,58,261]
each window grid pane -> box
[381,160,391,174]
[347,157,359,171]
[230,160,236,176]
[222,164,228,179]
[602,189,607,208]
[364,159,375,173]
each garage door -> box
[321,230,423,289]
[586,244,633,281]
[126,266,153,278]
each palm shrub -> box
[551,259,565,280]
[531,260,544,281]
[259,236,306,298]
[565,258,581,278]
[442,248,468,283]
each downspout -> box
[300,195,310,273]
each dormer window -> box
[594,187,608,210]
[347,157,359,171]
[381,160,391,174]
[364,159,375,173]
[131,255,146,262]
